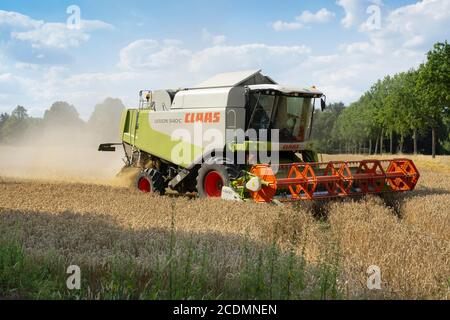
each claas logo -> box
[185,112,221,123]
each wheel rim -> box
[204,171,224,197]
[138,177,152,193]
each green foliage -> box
[0,235,341,300]
[441,116,450,153]
[0,240,66,299]
[43,101,83,127]
[0,98,126,145]
[0,106,32,144]
[415,41,450,156]
[416,41,450,125]
[311,102,345,152]
[314,41,450,155]
[88,98,125,142]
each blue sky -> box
[0,0,449,119]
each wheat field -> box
[0,146,448,299]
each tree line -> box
[312,41,450,158]
[0,98,125,145]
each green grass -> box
[0,233,341,300]
[0,241,66,299]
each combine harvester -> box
[99,70,419,203]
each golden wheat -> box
[0,149,449,299]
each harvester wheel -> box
[196,162,238,198]
[136,169,166,195]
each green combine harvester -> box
[99,70,419,203]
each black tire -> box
[135,168,166,195]
[196,160,240,198]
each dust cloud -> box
[0,125,126,185]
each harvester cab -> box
[99,70,419,203]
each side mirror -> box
[98,143,121,152]
[320,97,326,112]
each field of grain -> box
[0,146,449,299]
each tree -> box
[332,102,371,154]
[311,102,345,153]
[383,72,422,154]
[310,41,449,156]
[12,106,29,120]
[43,101,83,127]
[441,115,450,154]
[416,41,450,158]
[0,106,31,143]
[0,113,10,142]
[88,98,125,142]
[400,70,426,154]
[0,113,10,128]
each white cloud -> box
[14,62,41,71]
[118,39,191,70]
[0,72,38,111]
[296,8,335,24]
[163,39,184,47]
[403,35,424,48]
[0,67,139,118]
[272,21,304,31]
[0,10,113,50]
[336,0,384,29]
[0,10,42,29]
[0,54,6,72]
[319,85,360,103]
[293,0,447,103]
[2,1,450,118]
[202,29,227,45]
[341,41,372,54]
[272,8,335,31]
[189,44,311,74]
[336,0,361,28]
[281,0,450,103]
[0,40,313,118]
[11,20,113,49]
[12,23,90,49]
[120,39,311,75]
[379,0,450,48]
[81,20,114,31]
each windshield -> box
[247,93,314,142]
